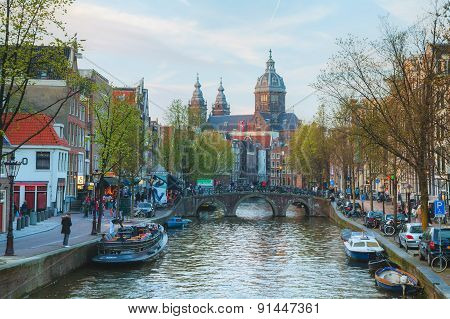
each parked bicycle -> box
[430,252,448,273]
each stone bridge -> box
[172,192,328,217]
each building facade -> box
[206,51,300,185]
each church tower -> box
[188,73,207,125]
[254,50,286,115]
[211,78,230,116]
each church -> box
[188,50,301,186]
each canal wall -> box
[319,198,450,299]
[0,210,173,298]
[0,238,98,298]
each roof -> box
[207,114,253,131]
[5,113,69,147]
[254,50,286,93]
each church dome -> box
[254,50,286,94]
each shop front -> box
[13,182,48,213]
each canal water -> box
[30,200,413,298]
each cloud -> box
[66,1,335,123]
[374,0,426,23]
[269,4,336,29]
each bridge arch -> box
[194,197,228,216]
[231,193,279,217]
[281,198,311,217]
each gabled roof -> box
[5,113,69,147]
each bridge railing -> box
[181,187,332,198]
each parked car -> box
[397,223,423,251]
[419,227,450,265]
[134,202,154,218]
[364,211,384,228]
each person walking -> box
[61,213,72,247]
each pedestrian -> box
[20,201,28,217]
[83,196,90,217]
[61,213,72,247]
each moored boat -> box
[92,223,168,264]
[343,233,384,261]
[375,267,419,295]
[166,216,192,228]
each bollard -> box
[37,211,41,223]
[43,210,47,220]
[20,216,25,229]
[39,211,43,222]
[30,211,37,225]
[16,218,22,230]
[25,215,30,227]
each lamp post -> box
[406,184,412,222]
[91,170,100,235]
[380,184,386,215]
[4,153,22,256]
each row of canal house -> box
[0,47,152,234]
[0,114,69,233]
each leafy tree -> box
[0,0,86,160]
[93,85,141,232]
[289,121,331,188]
[192,130,232,180]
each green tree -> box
[289,120,331,188]
[93,85,141,232]
[192,130,232,180]
[0,0,86,160]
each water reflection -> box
[30,200,420,299]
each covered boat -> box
[375,267,419,295]
[166,216,192,228]
[343,233,384,261]
[92,223,168,264]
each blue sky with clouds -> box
[67,0,427,123]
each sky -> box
[66,0,428,124]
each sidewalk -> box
[0,208,172,260]
[0,218,60,243]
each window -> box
[36,152,50,169]
[261,94,267,102]
[271,95,278,102]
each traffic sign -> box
[434,200,446,217]
[375,178,380,184]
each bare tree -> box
[315,3,450,229]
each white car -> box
[397,223,423,251]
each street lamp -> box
[4,153,22,256]
[380,184,386,215]
[91,170,100,235]
[406,184,412,222]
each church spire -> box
[188,73,207,125]
[266,49,275,71]
[212,77,230,116]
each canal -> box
[30,199,414,298]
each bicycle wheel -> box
[384,225,395,236]
[431,255,447,273]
